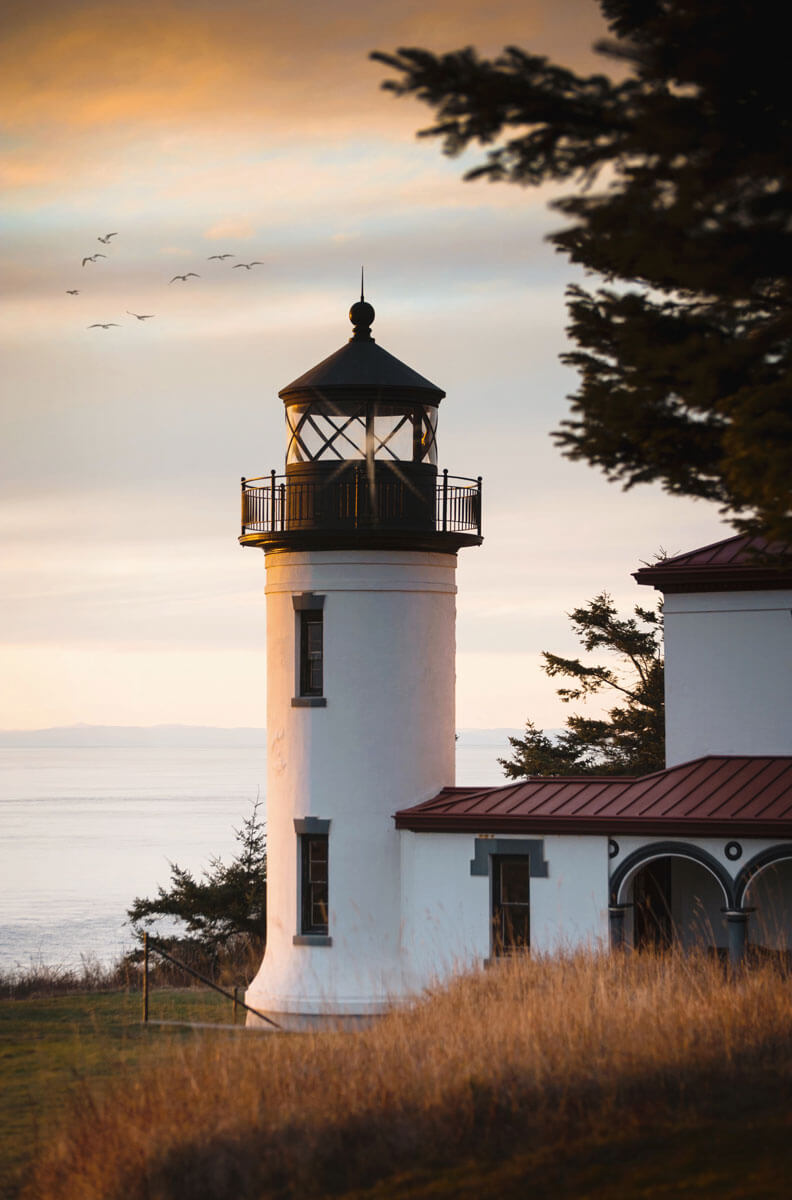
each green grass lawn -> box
[0,988,238,1199]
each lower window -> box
[301,834,329,935]
[492,855,531,955]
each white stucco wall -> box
[247,549,458,1021]
[664,589,792,766]
[399,831,609,989]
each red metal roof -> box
[634,535,792,593]
[394,757,792,837]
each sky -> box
[1,0,730,733]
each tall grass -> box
[1,938,260,1000]
[25,949,792,1199]
[0,956,136,1000]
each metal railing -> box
[241,469,482,538]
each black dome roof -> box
[278,303,445,404]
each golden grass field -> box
[15,948,792,1199]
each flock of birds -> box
[67,232,266,330]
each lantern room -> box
[240,297,482,553]
[284,301,439,471]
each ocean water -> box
[0,742,509,972]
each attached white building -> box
[240,298,792,1029]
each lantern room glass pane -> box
[286,404,439,465]
[286,405,366,464]
[418,408,438,465]
[372,414,412,461]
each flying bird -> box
[232,261,264,270]
[127,311,155,320]
[82,253,106,266]
[207,253,234,260]
[88,323,119,329]
[98,233,118,244]
[66,289,80,295]
[169,273,200,283]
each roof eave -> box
[278,383,445,406]
[394,814,792,837]
[633,566,792,593]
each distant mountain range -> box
[0,724,524,748]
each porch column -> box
[608,904,630,951]
[723,909,750,967]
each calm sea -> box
[0,743,509,972]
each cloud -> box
[1,0,610,191]
[204,219,256,240]
[3,0,727,732]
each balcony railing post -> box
[442,468,448,532]
[476,476,483,538]
[279,482,285,531]
[354,465,360,529]
[240,477,246,537]
[270,469,277,533]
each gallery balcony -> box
[239,467,483,554]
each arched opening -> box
[624,854,730,954]
[742,857,792,961]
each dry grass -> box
[1,938,261,1000]
[24,949,792,1199]
[0,956,137,1000]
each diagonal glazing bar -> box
[317,411,367,458]
[371,413,411,460]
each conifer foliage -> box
[374,1,792,541]
[499,592,664,777]
[127,800,267,957]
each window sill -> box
[293,934,333,947]
[291,697,327,708]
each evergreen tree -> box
[374,1,792,542]
[127,799,267,957]
[499,592,664,778]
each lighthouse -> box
[240,295,482,1029]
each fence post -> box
[270,469,277,532]
[442,469,448,532]
[142,932,149,1023]
[233,986,240,1024]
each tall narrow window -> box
[301,834,329,935]
[299,610,323,696]
[292,593,325,707]
[492,855,531,955]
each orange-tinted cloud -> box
[3,1,608,137]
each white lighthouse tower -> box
[240,295,482,1028]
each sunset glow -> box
[1,0,728,731]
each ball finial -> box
[349,299,375,339]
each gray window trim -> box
[292,934,333,947]
[470,837,549,878]
[292,592,325,611]
[294,818,331,835]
